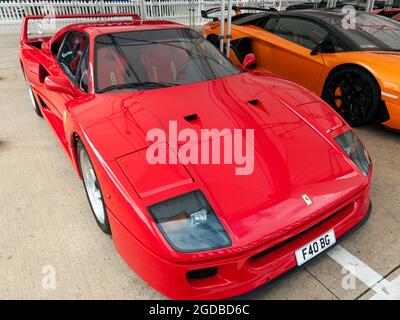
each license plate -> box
[295,229,336,266]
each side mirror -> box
[45,76,75,96]
[319,37,335,54]
[310,46,320,56]
[309,36,323,56]
[241,53,256,71]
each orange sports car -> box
[203,8,400,130]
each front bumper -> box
[108,185,371,300]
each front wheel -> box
[322,67,380,126]
[25,78,43,117]
[77,139,111,235]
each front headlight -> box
[335,131,371,176]
[148,190,231,253]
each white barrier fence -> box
[0,0,291,26]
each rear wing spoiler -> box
[20,13,141,43]
[201,6,275,20]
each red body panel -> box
[109,185,370,299]
[374,8,400,20]
[19,16,372,299]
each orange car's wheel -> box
[323,66,380,126]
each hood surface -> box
[76,73,366,247]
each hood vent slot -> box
[248,99,259,106]
[184,113,198,122]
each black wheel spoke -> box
[346,73,354,83]
[339,83,349,94]
[348,104,361,120]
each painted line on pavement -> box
[327,245,400,300]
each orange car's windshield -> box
[324,13,400,51]
[94,28,240,93]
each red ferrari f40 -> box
[20,14,372,299]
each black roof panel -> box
[232,9,368,25]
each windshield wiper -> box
[97,81,178,93]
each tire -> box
[77,139,111,235]
[25,77,43,117]
[322,66,380,126]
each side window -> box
[262,17,279,32]
[273,18,329,50]
[51,35,65,56]
[76,48,90,93]
[58,31,88,78]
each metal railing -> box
[0,0,289,26]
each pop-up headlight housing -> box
[148,190,231,253]
[335,131,371,176]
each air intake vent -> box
[187,267,217,280]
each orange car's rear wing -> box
[201,6,275,21]
[20,13,141,43]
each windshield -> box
[94,28,240,93]
[322,13,400,51]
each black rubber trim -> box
[228,202,373,300]
[380,125,400,134]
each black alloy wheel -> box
[323,66,380,126]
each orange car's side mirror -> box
[241,53,256,71]
[310,45,320,56]
[45,76,75,96]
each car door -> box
[252,17,328,93]
[45,31,89,116]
